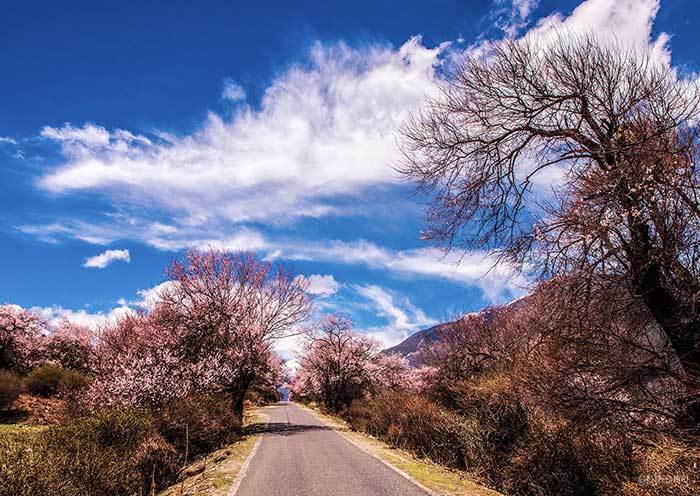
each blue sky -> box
[1,0,699,354]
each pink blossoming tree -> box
[89,250,312,418]
[296,314,411,411]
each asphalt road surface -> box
[233,402,428,496]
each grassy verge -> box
[0,424,49,439]
[297,403,501,496]
[0,424,48,436]
[158,409,268,496]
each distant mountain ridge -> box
[384,298,526,365]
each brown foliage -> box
[0,369,22,410]
[622,437,700,496]
[0,408,179,496]
[400,33,700,429]
[155,395,242,462]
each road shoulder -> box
[296,402,501,496]
[158,409,269,496]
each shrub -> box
[0,430,61,496]
[155,395,241,462]
[0,369,23,410]
[45,408,178,495]
[445,374,529,472]
[24,365,89,397]
[343,381,645,496]
[500,424,635,496]
[0,408,179,496]
[343,390,479,470]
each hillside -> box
[384,306,500,365]
[384,299,527,365]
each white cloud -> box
[526,0,669,64]
[513,0,538,19]
[301,274,340,296]
[494,0,540,37]
[355,284,436,330]
[19,217,268,252]
[39,37,446,225]
[41,123,111,147]
[547,0,660,40]
[0,136,17,145]
[136,281,177,309]
[221,78,246,102]
[274,334,307,361]
[276,239,528,303]
[31,304,135,330]
[353,284,437,348]
[83,249,131,268]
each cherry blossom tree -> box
[41,320,95,372]
[0,304,43,371]
[296,315,411,411]
[89,250,311,418]
[158,250,312,417]
[368,353,411,390]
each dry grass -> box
[158,410,269,496]
[622,437,700,496]
[297,403,501,496]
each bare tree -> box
[400,34,700,429]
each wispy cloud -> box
[83,249,131,269]
[20,216,527,301]
[38,38,447,226]
[491,0,540,37]
[276,239,528,303]
[0,136,17,145]
[352,284,437,347]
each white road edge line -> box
[299,404,440,496]
[227,428,264,496]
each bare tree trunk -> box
[233,393,245,424]
[230,376,253,426]
[633,259,700,430]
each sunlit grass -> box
[0,423,48,435]
[157,410,268,496]
[298,403,501,496]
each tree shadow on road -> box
[243,403,349,438]
[243,422,337,437]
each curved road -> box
[233,402,428,496]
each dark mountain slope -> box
[384,298,527,365]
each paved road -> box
[234,402,428,496]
